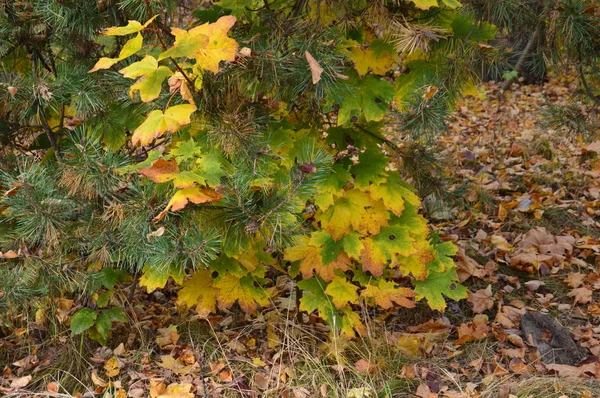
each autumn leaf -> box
[104,356,120,377]
[324,275,359,309]
[414,268,467,311]
[361,280,416,309]
[158,16,238,73]
[176,270,218,317]
[349,40,399,76]
[305,51,323,84]
[132,104,196,146]
[119,55,173,102]
[215,273,269,314]
[89,33,143,72]
[102,16,157,36]
[153,186,223,222]
[467,285,494,313]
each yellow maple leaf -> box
[284,236,351,281]
[215,274,269,314]
[89,33,143,72]
[132,104,196,146]
[177,270,218,317]
[103,16,157,36]
[158,16,238,73]
[361,280,416,309]
[350,46,399,76]
[316,189,372,240]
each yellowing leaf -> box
[324,275,358,309]
[177,270,218,317]
[153,186,223,222]
[215,274,269,314]
[410,0,439,10]
[158,16,238,73]
[349,41,399,76]
[89,33,143,72]
[129,66,173,102]
[139,158,180,183]
[104,356,120,377]
[103,16,157,36]
[316,189,371,240]
[284,236,351,282]
[132,104,196,146]
[362,280,416,309]
[139,264,185,293]
[159,355,193,375]
[155,383,194,398]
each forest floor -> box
[3,76,600,397]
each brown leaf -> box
[305,51,323,85]
[10,375,32,389]
[354,358,377,375]
[415,383,437,398]
[569,287,593,304]
[467,285,494,313]
[91,370,107,387]
[47,382,59,393]
[546,362,600,378]
[254,372,270,390]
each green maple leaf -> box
[369,172,421,216]
[139,263,185,292]
[297,277,338,322]
[350,146,389,188]
[324,274,359,309]
[171,138,203,162]
[309,230,363,264]
[413,268,467,311]
[70,308,97,335]
[195,153,227,187]
[337,73,394,126]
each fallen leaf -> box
[467,285,494,313]
[10,375,32,389]
[305,51,323,84]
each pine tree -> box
[0,0,502,339]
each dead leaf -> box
[10,375,32,389]
[305,51,323,84]
[569,287,593,304]
[354,358,377,375]
[467,285,494,313]
[104,355,120,377]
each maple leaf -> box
[215,273,269,314]
[153,186,223,222]
[467,285,494,313]
[456,315,490,344]
[89,33,143,72]
[361,280,416,309]
[138,263,185,292]
[103,16,157,36]
[413,268,467,311]
[568,286,593,304]
[369,173,421,216]
[159,355,193,375]
[297,277,339,323]
[158,16,238,73]
[350,147,389,188]
[349,40,399,76]
[336,72,395,126]
[177,270,218,317]
[119,55,173,102]
[284,235,351,281]
[132,104,196,146]
[324,274,359,309]
[316,189,372,240]
[360,225,415,277]
[139,158,180,183]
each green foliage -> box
[0,0,509,341]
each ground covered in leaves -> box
[3,76,600,397]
